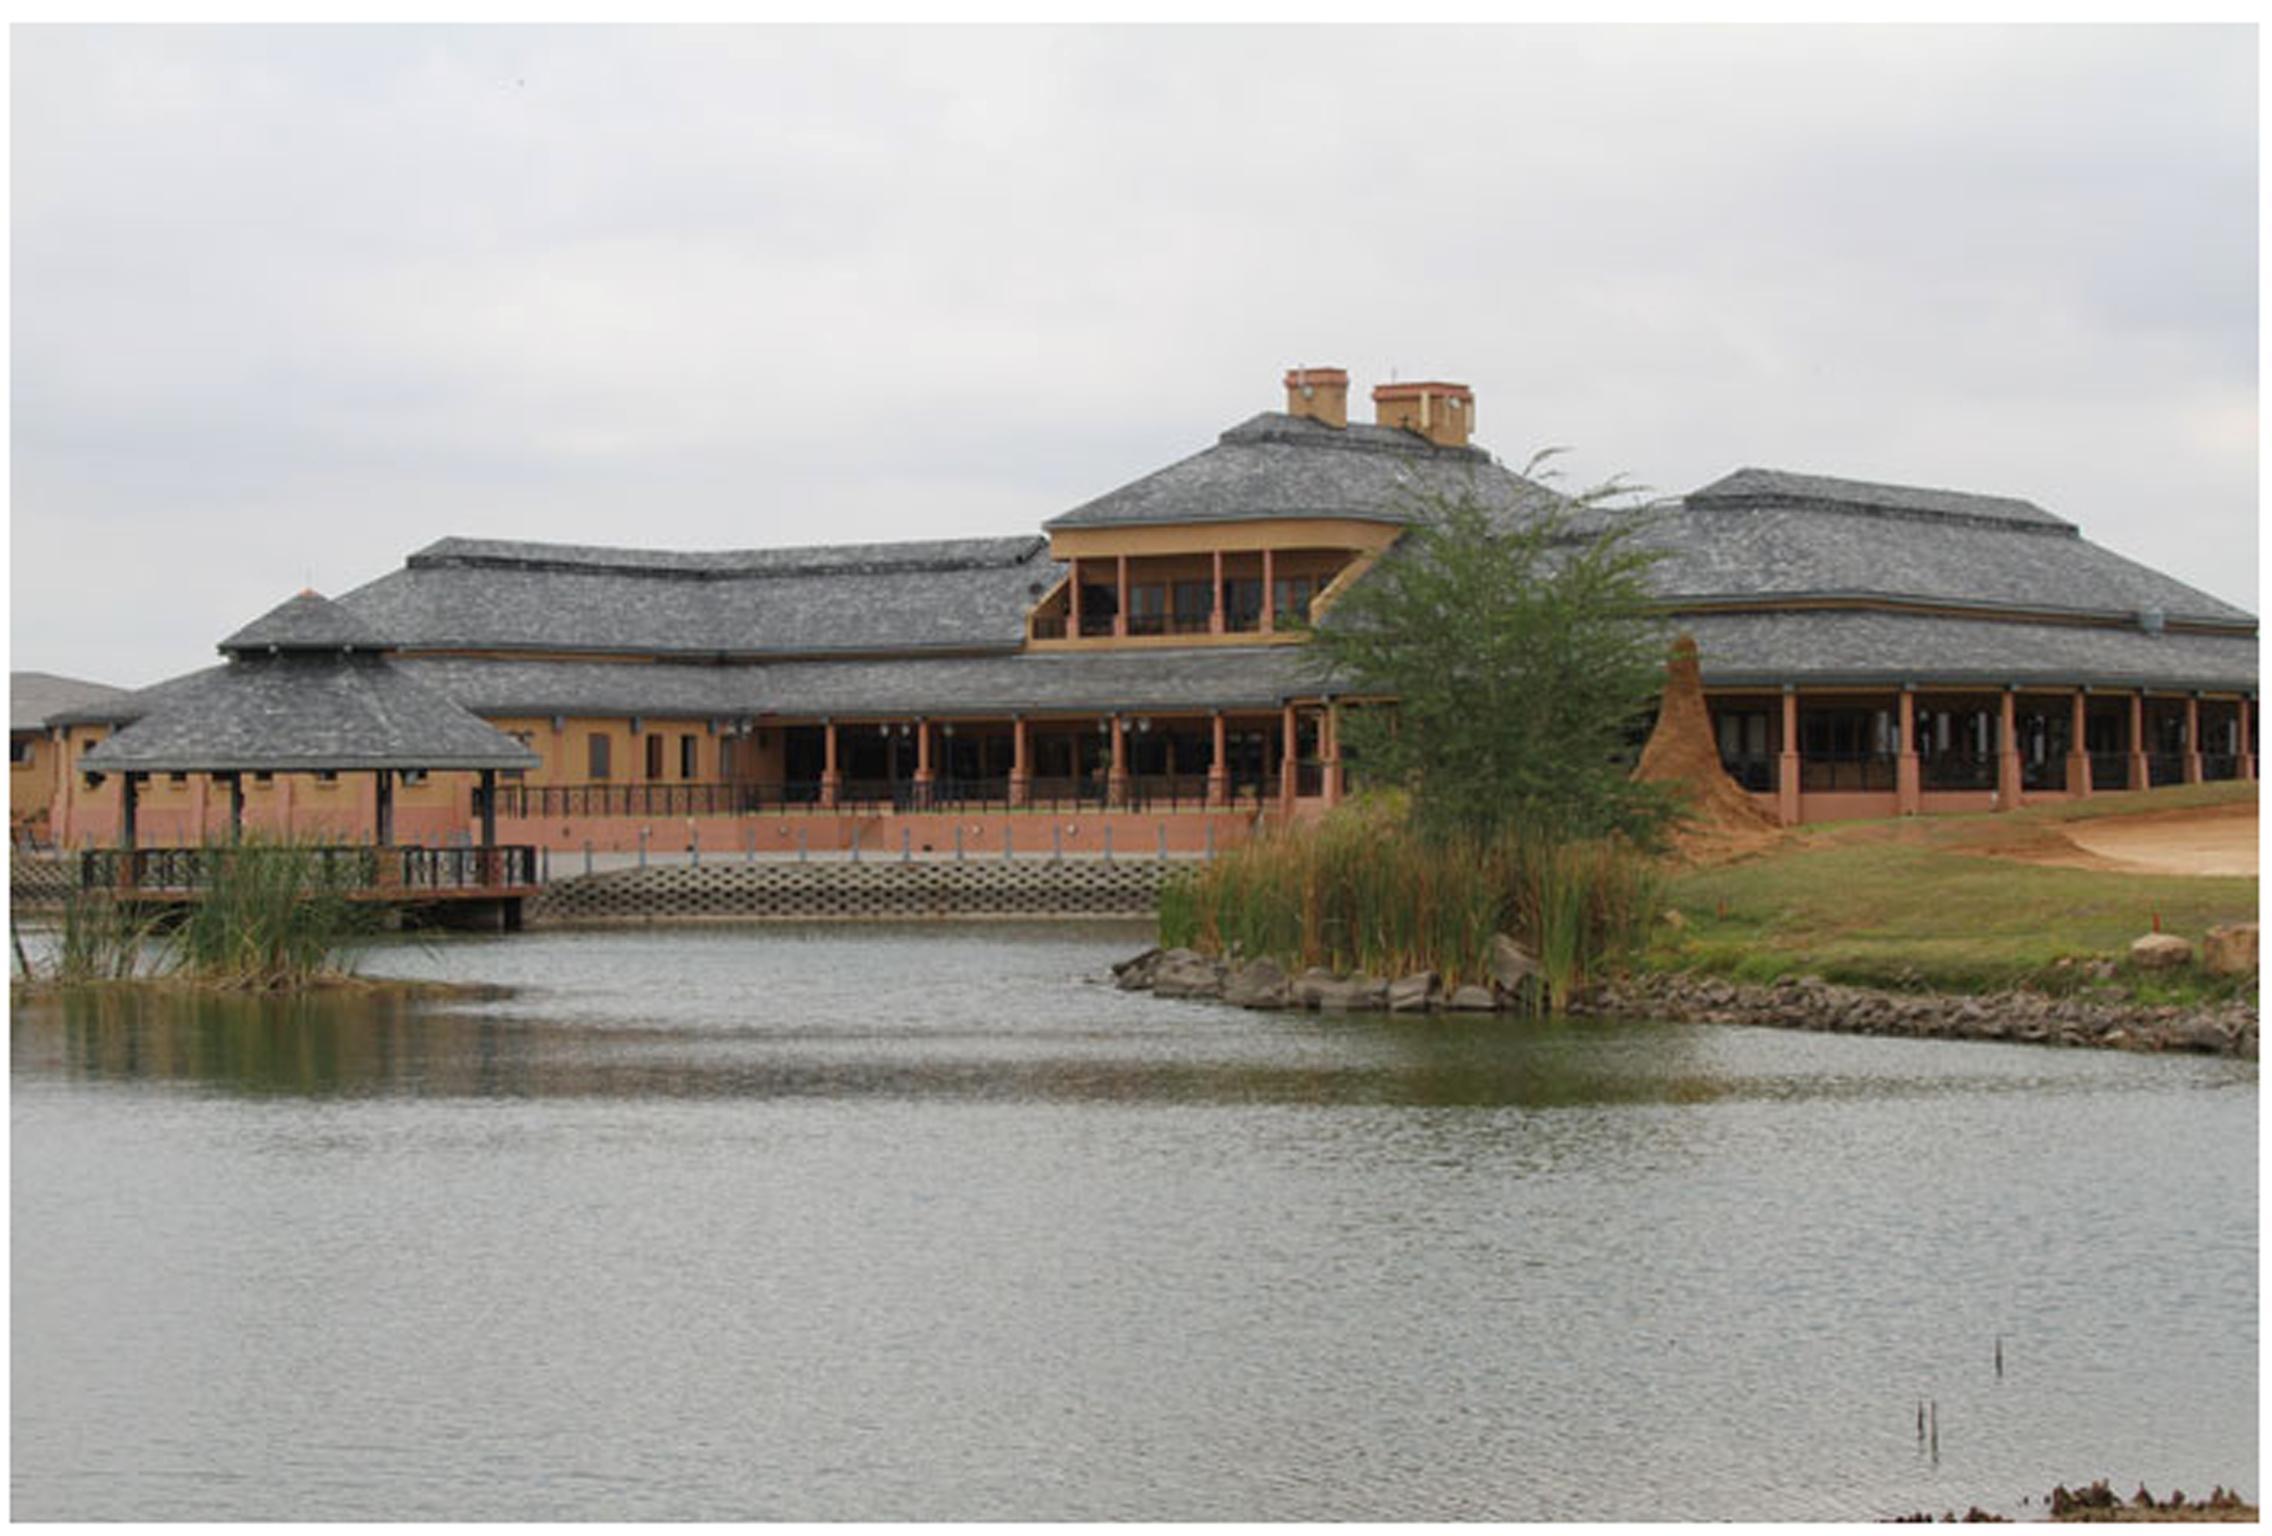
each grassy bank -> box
[1654,783,2258,1001]
[1159,803,1661,1007]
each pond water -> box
[10,925,2258,1520]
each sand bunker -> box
[2053,805,2259,878]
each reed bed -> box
[1159,804,1661,1010]
[43,842,378,992]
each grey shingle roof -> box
[219,590,392,655]
[1687,467,2073,531]
[1679,610,2257,693]
[340,538,1061,658]
[1046,412,1566,530]
[397,646,1316,720]
[78,653,540,774]
[11,671,126,732]
[1642,494,2254,627]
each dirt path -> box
[2052,804,2259,877]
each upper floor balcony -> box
[1027,548,1362,647]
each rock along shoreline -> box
[1113,945,2259,1060]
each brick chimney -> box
[1372,380,1475,448]
[1283,366,1350,429]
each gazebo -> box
[78,590,539,857]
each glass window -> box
[680,734,700,780]
[588,733,612,781]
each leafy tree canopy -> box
[1307,468,1673,847]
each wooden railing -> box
[80,845,538,893]
[497,777,1289,818]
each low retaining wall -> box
[9,854,72,910]
[529,858,1176,923]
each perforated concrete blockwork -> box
[9,854,72,910]
[529,858,1175,923]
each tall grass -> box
[1160,803,1661,1012]
[45,842,378,992]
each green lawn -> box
[1653,782,2259,999]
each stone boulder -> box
[2129,933,2194,971]
[1291,968,1341,1010]
[1112,947,1163,991]
[1223,956,1292,1010]
[1315,974,1388,1012]
[2204,923,2259,977]
[1386,971,1438,1013]
[1489,933,1540,991]
[1444,984,1498,1012]
[1152,948,1228,999]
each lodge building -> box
[30,367,2260,854]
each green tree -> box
[1308,472,1672,847]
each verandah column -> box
[1279,702,1298,813]
[1776,687,1801,827]
[2128,691,2150,792]
[2242,697,2256,782]
[1009,715,1031,807]
[1207,710,1228,808]
[1114,556,1129,640]
[1068,562,1084,638]
[1895,687,1921,816]
[2184,695,2203,784]
[1261,549,1277,637]
[914,717,934,808]
[1321,699,1343,808]
[2067,690,2093,797]
[1996,688,2023,811]
[820,719,841,809]
[1209,550,1225,637]
[1107,714,1129,808]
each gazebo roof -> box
[80,592,538,776]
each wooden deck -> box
[77,845,540,929]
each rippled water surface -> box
[11,924,2258,1520]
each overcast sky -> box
[11,24,2258,688]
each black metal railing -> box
[1077,613,1116,638]
[2146,753,2189,787]
[80,844,536,893]
[1030,615,1068,641]
[1920,754,1996,791]
[497,778,1283,819]
[2088,752,2131,791]
[2201,753,2242,783]
[1798,755,1897,792]
[2021,757,2069,792]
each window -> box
[1224,578,1264,632]
[588,733,612,781]
[401,769,430,787]
[679,734,700,780]
[1126,584,1167,636]
[1172,580,1212,634]
[10,736,36,765]
[1273,575,1317,625]
[316,771,339,785]
[645,733,665,780]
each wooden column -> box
[1068,562,1084,638]
[2068,691,2093,797]
[1322,699,1343,807]
[54,730,75,848]
[119,772,140,851]
[1209,550,1226,636]
[820,719,840,809]
[1261,548,1277,636]
[1107,715,1128,808]
[1895,688,1921,816]
[478,768,497,848]
[1207,711,1229,808]
[914,718,934,808]
[2184,695,2204,784]
[2242,697,2256,782]
[1776,688,1801,827]
[1996,689,2023,811]
[375,769,395,846]
[1009,715,1031,807]
[2128,691,2151,792]
[1280,702,1298,812]
[1113,555,1129,639]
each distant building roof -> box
[338,536,1061,659]
[1687,467,2075,532]
[1046,412,1567,531]
[11,671,127,733]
